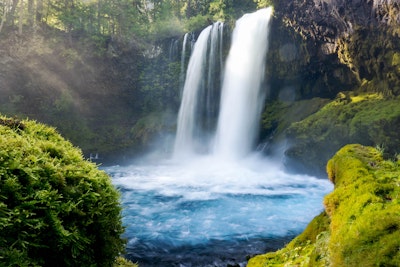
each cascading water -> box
[174,22,224,157]
[173,25,212,157]
[214,8,272,159]
[179,33,189,95]
[174,8,272,160]
[105,7,333,267]
[205,22,223,135]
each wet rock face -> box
[264,0,400,176]
[276,0,400,44]
[270,0,400,97]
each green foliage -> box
[113,257,138,267]
[248,144,400,266]
[1,0,266,47]
[138,59,181,113]
[209,0,233,21]
[254,0,273,8]
[149,16,185,40]
[0,116,125,266]
[208,0,258,21]
[185,14,210,32]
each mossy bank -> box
[247,144,400,266]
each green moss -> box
[114,257,138,267]
[261,98,329,141]
[248,144,400,267]
[391,52,400,66]
[0,115,125,266]
[247,213,331,267]
[325,144,400,267]
[286,93,400,174]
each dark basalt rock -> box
[275,0,399,44]
[262,0,400,176]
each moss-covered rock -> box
[260,98,330,144]
[247,144,400,267]
[0,115,126,266]
[325,144,400,267]
[247,212,331,267]
[285,93,400,175]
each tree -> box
[0,0,11,32]
[18,0,23,33]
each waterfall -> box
[174,25,213,157]
[169,39,179,61]
[214,8,273,160]
[174,22,224,158]
[174,8,272,159]
[205,21,223,137]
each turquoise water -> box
[105,154,332,266]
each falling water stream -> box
[214,9,271,159]
[105,7,332,267]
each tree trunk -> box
[186,0,192,18]
[27,0,33,26]
[97,0,101,34]
[35,0,42,22]
[18,0,23,34]
[0,0,9,32]
[9,0,18,26]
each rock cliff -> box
[264,0,400,175]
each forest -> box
[0,0,269,40]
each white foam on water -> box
[106,153,332,247]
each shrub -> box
[0,116,125,266]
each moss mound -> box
[0,116,125,266]
[247,144,400,267]
[285,93,400,175]
[325,144,400,267]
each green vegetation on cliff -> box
[285,93,400,175]
[247,144,400,266]
[0,116,127,266]
[337,28,400,96]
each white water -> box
[214,8,273,159]
[106,155,332,266]
[174,22,224,158]
[179,33,189,96]
[174,25,213,157]
[205,22,224,133]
